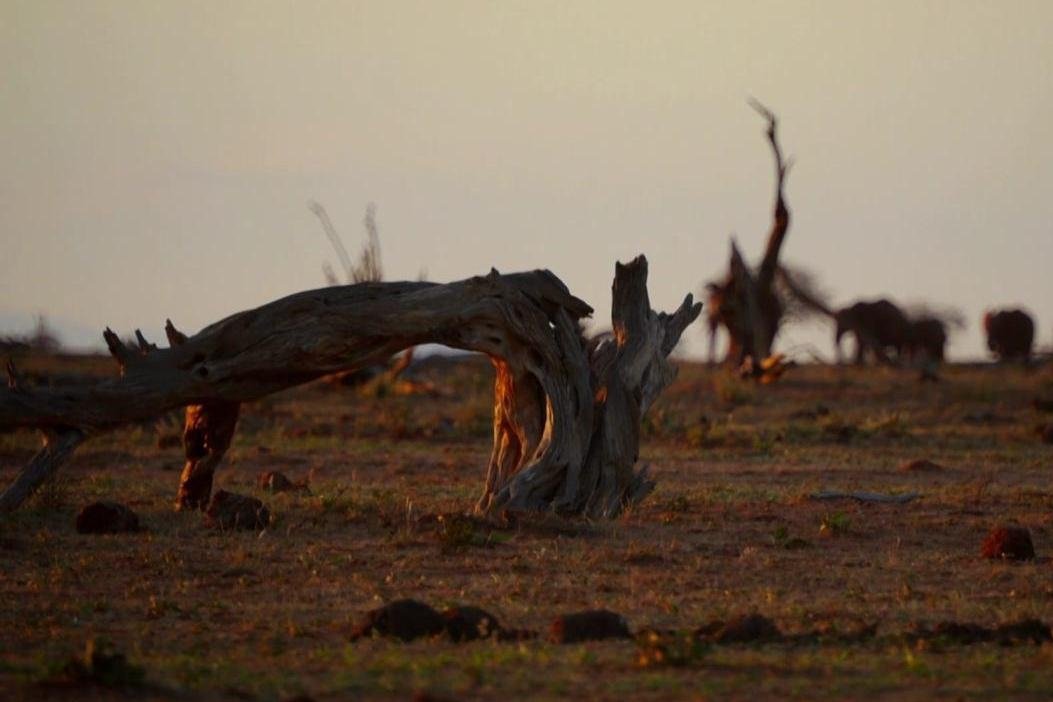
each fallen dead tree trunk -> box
[1,255,700,517]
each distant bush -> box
[0,314,62,353]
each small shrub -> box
[863,412,910,439]
[665,495,692,513]
[819,512,851,537]
[782,422,821,444]
[713,374,755,406]
[770,525,810,550]
[819,416,859,443]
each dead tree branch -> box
[0,257,700,517]
[705,101,794,373]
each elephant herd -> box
[833,300,1034,366]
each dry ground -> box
[2,353,1053,701]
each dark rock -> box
[349,599,446,642]
[549,609,631,643]
[75,502,140,534]
[441,606,501,642]
[256,471,304,493]
[981,526,1035,560]
[912,619,1051,646]
[713,614,781,643]
[898,458,944,472]
[994,618,1052,644]
[204,491,270,530]
[1037,424,1053,444]
[923,621,990,644]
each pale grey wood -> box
[0,256,700,517]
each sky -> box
[2,1,1051,360]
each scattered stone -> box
[257,471,294,492]
[256,471,306,493]
[349,599,446,642]
[204,491,270,531]
[441,606,501,642]
[981,526,1035,560]
[921,621,989,644]
[75,502,140,534]
[912,619,1051,646]
[549,610,631,643]
[994,619,1052,644]
[712,614,781,643]
[898,458,945,472]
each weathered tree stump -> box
[0,255,700,518]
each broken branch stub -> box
[0,255,700,517]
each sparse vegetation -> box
[0,314,62,354]
[2,357,1053,699]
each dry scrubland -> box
[2,353,1053,701]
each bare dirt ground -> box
[2,353,1053,701]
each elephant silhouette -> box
[833,299,911,365]
[983,309,1034,362]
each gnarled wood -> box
[176,401,240,510]
[0,256,700,517]
[0,429,84,512]
[705,100,792,373]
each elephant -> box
[983,309,1034,362]
[833,299,911,365]
[905,317,948,363]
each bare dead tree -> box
[310,201,415,384]
[0,256,700,518]
[309,201,358,284]
[775,264,833,322]
[704,100,794,374]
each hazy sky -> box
[2,1,1051,360]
